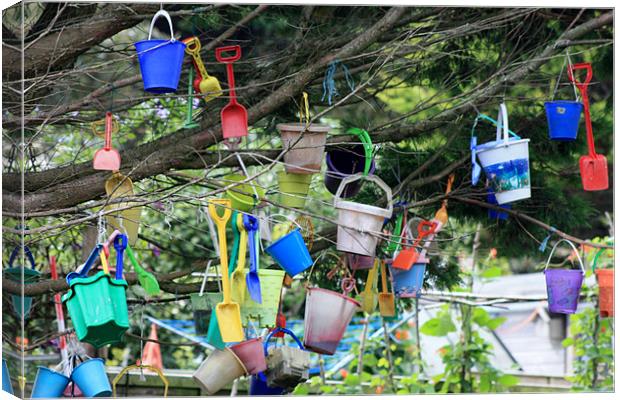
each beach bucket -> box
[231,338,267,375]
[4,245,40,320]
[61,270,129,348]
[544,101,583,141]
[265,229,313,277]
[334,174,393,256]
[31,367,70,398]
[239,269,285,328]
[486,188,510,220]
[264,328,310,388]
[249,372,285,396]
[192,348,247,395]
[475,104,531,205]
[223,174,265,212]
[134,10,186,93]
[2,359,13,395]
[544,239,585,314]
[346,252,375,270]
[324,145,376,198]
[206,311,226,349]
[70,358,112,397]
[592,248,614,318]
[277,171,312,209]
[303,287,360,355]
[390,255,428,298]
[277,123,331,174]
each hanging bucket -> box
[61,270,129,348]
[191,293,221,336]
[324,145,376,198]
[277,171,312,209]
[595,269,614,318]
[206,310,226,349]
[223,174,265,212]
[277,123,331,174]
[4,245,40,320]
[249,372,285,396]
[486,188,510,220]
[303,287,360,355]
[240,269,285,328]
[31,367,70,398]
[192,348,247,395]
[390,256,428,298]
[2,359,14,395]
[475,104,531,205]
[70,358,112,397]
[231,338,267,375]
[544,101,582,141]
[134,10,186,93]
[265,229,313,277]
[543,239,585,314]
[264,327,310,388]
[346,252,375,270]
[334,174,393,257]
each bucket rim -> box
[223,174,266,204]
[134,38,186,46]
[61,271,128,303]
[544,100,583,106]
[335,199,392,218]
[71,358,106,376]
[307,286,361,307]
[276,122,331,133]
[36,366,71,379]
[325,150,376,177]
[276,170,313,183]
[265,228,303,252]
[475,138,530,154]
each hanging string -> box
[538,226,557,252]
[550,55,568,101]
[321,60,355,106]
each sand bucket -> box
[249,372,285,396]
[231,338,267,375]
[544,239,585,314]
[4,245,40,320]
[191,261,221,335]
[334,174,393,256]
[303,287,360,355]
[2,359,13,395]
[474,103,531,205]
[70,358,112,397]
[277,171,312,209]
[277,123,331,174]
[264,328,310,388]
[239,269,285,328]
[192,348,247,395]
[265,229,313,277]
[544,101,582,141]
[390,255,428,298]
[324,145,376,198]
[593,248,614,318]
[134,10,186,93]
[31,366,70,398]
[223,174,265,212]
[346,252,375,270]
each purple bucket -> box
[324,145,376,198]
[544,269,583,314]
[346,252,375,270]
[390,256,428,298]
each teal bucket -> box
[2,359,13,395]
[70,358,112,397]
[31,367,70,398]
[265,229,313,277]
[544,101,583,141]
[207,313,226,350]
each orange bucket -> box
[595,269,614,318]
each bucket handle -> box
[495,103,511,143]
[8,245,35,270]
[543,239,585,276]
[147,9,175,41]
[264,327,305,355]
[591,247,612,272]
[333,173,393,216]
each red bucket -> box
[230,338,267,375]
[595,269,614,318]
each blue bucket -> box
[31,367,70,398]
[390,258,427,298]
[486,189,510,220]
[70,358,112,397]
[249,372,285,396]
[134,10,186,94]
[544,101,583,141]
[2,359,13,395]
[265,229,313,277]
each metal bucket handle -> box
[333,173,393,216]
[543,239,585,276]
[147,9,175,41]
[264,327,305,355]
[8,245,35,270]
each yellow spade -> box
[105,172,141,245]
[360,259,379,314]
[231,213,248,304]
[183,36,223,102]
[434,173,455,226]
[378,261,395,317]
[208,199,243,343]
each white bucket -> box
[192,348,247,395]
[334,174,393,256]
[475,104,531,205]
[277,123,331,174]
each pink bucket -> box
[230,338,267,375]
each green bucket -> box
[61,271,129,348]
[240,269,285,328]
[190,292,222,335]
[4,267,40,319]
[223,174,265,212]
[277,171,312,209]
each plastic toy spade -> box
[392,220,437,270]
[244,214,262,303]
[215,45,248,139]
[568,62,609,191]
[93,112,121,171]
[183,36,223,102]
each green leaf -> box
[480,266,503,278]
[293,385,310,395]
[498,374,519,387]
[479,373,491,393]
[420,313,456,336]
[562,337,574,347]
[486,316,507,330]
[344,374,360,386]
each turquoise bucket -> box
[390,257,428,298]
[206,313,226,350]
[265,229,313,277]
[70,358,112,397]
[31,367,70,398]
[2,359,13,395]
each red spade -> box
[215,45,248,140]
[392,220,437,270]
